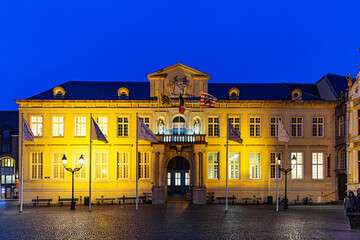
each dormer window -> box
[118,87,130,100]
[291,89,302,100]
[52,86,67,99]
[228,88,240,100]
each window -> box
[117,152,129,179]
[96,117,108,136]
[312,117,324,137]
[53,116,64,137]
[339,149,346,169]
[291,152,303,179]
[31,116,43,137]
[117,117,129,137]
[175,172,181,186]
[0,157,14,167]
[139,117,150,128]
[270,152,282,179]
[208,117,219,137]
[249,117,261,137]
[291,117,303,137]
[31,152,43,179]
[74,152,86,179]
[185,172,189,186]
[3,130,10,139]
[53,153,64,179]
[208,152,219,179]
[75,117,86,137]
[139,152,150,179]
[167,172,171,186]
[270,117,282,137]
[95,152,108,179]
[229,117,240,132]
[229,152,240,179]
[312,152,324,179]
[172,116,186,135]
[250,152,261,179]
[2,144,10,153]
[339,116,345,136]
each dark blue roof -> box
[28,81,150,100]
[208,83,322,100]
[0,111,19,134]
[27,76,347,101]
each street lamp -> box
[278,155,297,210]
[62,154,84,210]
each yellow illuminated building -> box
[16,63,347,204]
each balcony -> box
[156,134,206,143]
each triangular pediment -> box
[147,63,211,98]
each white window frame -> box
[249,152,261,179]
[95,152,108,179]
[31,152,43,180]
[291,152,303,179]
[312,117,324,137]
[291,117,303,137]
[208,152,219,179]
[139,117,150,128]
[139,152,150,179]
[270,117,282,137]
[175,172,181,186]
[167,172,171,186]
[270,152,282,179]
[208,117,219,137]
[31,116,43,137]
[249,117,261,137]
[52,116,64,137]
[229,116,240,132]
[312,152,324,179]
[52,152,65,180]
[96,116,108,136]
[117,152,129,179]
[117,117,129,137]
[185,172,189,186]
[75,116,86,137]
[229,152,240,179]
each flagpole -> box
[19,114,24,213]
[226,114,229,212]
[276,115,279,212]
[136,113,139,211]
[89,113,92,212]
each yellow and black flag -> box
[158,92,172,106]
[179,93,186,114]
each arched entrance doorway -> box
[166,156,190,198]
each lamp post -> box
[278,155,297,210]
[62,154,84,210]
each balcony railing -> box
[156,134,206,143]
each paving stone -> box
[0,200,359,239]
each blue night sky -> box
[1,1,359,110]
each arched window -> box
[172,116,186,135]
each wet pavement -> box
[0,199,359,239]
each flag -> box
[179,93,186,114]
[22,115,35,143]
[278,120,290,143]
[158,92,172,106]
[227,118,243,143]
[201,92,217,107]
[137,117,158,143]
[91,118,108,143]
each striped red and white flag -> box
[201,92,217,107]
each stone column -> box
[192,153,197,187]
[159,153,165,187]
[200,152,204,188]
[153,152,159,187]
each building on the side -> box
[346,67,360,193]
[0,111,19,199]
[15,63,348,204]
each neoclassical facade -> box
[16,63,348,204]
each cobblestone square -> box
[1,200,359,239]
